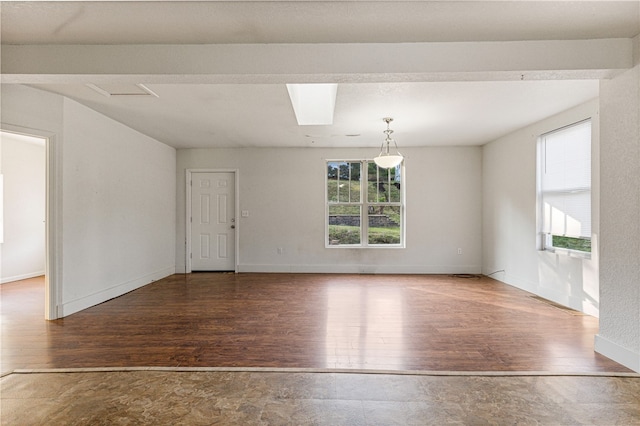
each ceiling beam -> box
[1,39,633,84]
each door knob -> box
[231,225,236,229]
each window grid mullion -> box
[362,161,368,246]
[389,168,393,202]
[348,163,352,203]
[376,165,380,203]
[336,165,340,203]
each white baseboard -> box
[595,334,640,373]
[59,266,175,317]
[489,271,600,316]
[237,264,482,274]
[1,271,45,284]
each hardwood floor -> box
[0,273,631,374]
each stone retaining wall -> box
[329,215,398,228]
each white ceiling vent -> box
[87,83,159,98]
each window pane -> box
[328,205,361,245]
[338,163,350,202]
[368,164,401,203]
[368,206,401,245]
[368,165,389,203]
[388,166,401,203]
[543,123,591,191]
[327,162,339,203]
[543,191,591,238]
[367,162,378,203]
[329,161,361,203]
[348,162,361,203]
[552,236,591,252]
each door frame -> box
[1,123,62,320]
[185,169,239,273]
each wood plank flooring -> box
[1,273,631,374]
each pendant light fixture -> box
[374,117,404,169]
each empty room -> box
[1,1,639,424]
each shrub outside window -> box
[326,160,404,248]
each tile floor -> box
[2,369,639,425]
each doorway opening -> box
[1,128,59,319]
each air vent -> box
[87,83,159,98]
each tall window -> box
[538,119,592,253]
[326,160,404,247]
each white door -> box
[190,172,235,271]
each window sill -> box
[542,247,591,260]
[326,244,406,249]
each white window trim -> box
[536,118,592,259]
[325,159,406,249]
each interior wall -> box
[60,98,177,316]
[0,133,46,283]
[596,35,640,372]
[1,84,177,317]
[176,146,483,274]
[482,99,600,316]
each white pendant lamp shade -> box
[374,153,403,169]
[374,117,403,169]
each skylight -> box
[286,84,338,125]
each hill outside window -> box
[326,160,405,248]
[538,119,592,255]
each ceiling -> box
[3,1,639,44]
[2,1,638,149]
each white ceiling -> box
[2,1,638,149]
[30,81,600,149]
[3,1,639,44]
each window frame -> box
[325,159,406,249]
[537,118,592,258]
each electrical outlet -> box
[457,248,462,255]
[277,247,284,255]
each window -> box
[538,119,592,254]
[326,160,404,247]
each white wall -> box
[176,146,483,274]
[0,133,46,283]
[482,99,600,316]
[1,84,177,317]
[60,98,177,315]
[596,35,640,373]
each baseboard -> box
[1,271,45,284]
[238,264,482,274]
[595,334,640,373]
[487,270,599,317]
[59,266,175,317]
[491,271,540,292]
